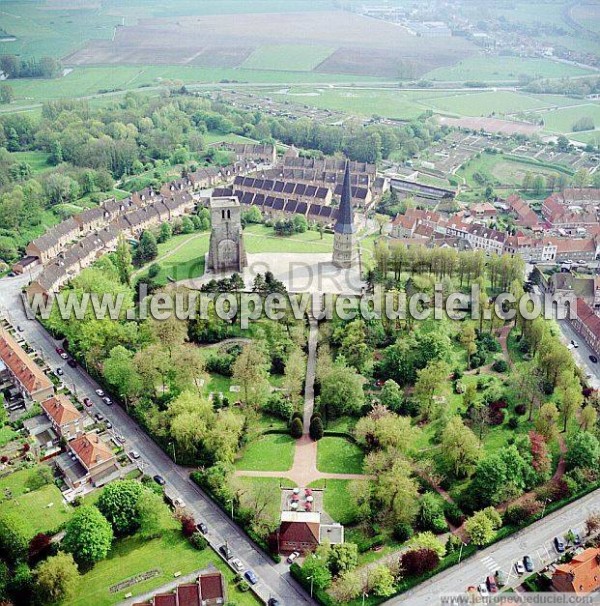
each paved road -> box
[557,319,600,390]
[0,273,311,606]
[385,487,600,605]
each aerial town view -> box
[0,0,599,605]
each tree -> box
[330,570,363,603]
[580,405,597,431]
[369,564,395,597]
[379,379,403,412]
[0,84,14,105]
[134,230,158,265]
[150,315,187,358]
[401,548,439,576]
[301,554,332,590]
[0,513,28,563]
[62,506,113,565]
[413,360,449,420]
[102,345,141,407]
[136,490,171,539]
[232,342,271,408]
[319,358,365,417]
[460,323,477,368]
[34,552,79,605]
[440,415,480,478]
[328,542,358,576]
[114,234,133,285]
[283,347,305,405]
[464,507,502,546]
[585,512,600,535]
[407,531,446,558]
[28,532,52,563]
[565,431,600,472]
[309,416,324,441]
[418,492,447,533]
[573,168,590,189]
[535,402,559,441]
[290,417,304,439]
[555,370,583,432]
[158,222,172,243]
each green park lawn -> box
[540,103,600,134]
[10,151,53,174]
[234,433,295,472]
[64,528,259,606]
[243,225,334,253]
[316,437,364,475]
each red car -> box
[83,397,92,408]
[55,347,68,360]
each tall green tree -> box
[97,480,143,536]
[34,552,79,605]
[63,506,113,565]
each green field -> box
[234,433,295,472]
[316,437,364,475]
[242,45,335,72]
[568,130,600,145]
[64,528,259,606]
[422,90,554,117]
[539,103,600,134]
[9,151,53,174]
[309,478,362,525]
[244,225,334,253]
[424,56,594,82]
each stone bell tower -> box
[207,196,247,273]
[332,161,357,268]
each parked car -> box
[590,355,598,364]
[102,397,112,405]
[95,389,104,397]
[16,325,23,332]
[129,450,140,460]
[94,412,104,422]
[267,599,281,606]
[153,474,166,486]
[230,557,244,572]
[571,340,579,348]
[83,397,92,407]
[67,359,77,368]
[219,544,233,560]
[56,368,64,376]
[287,551,300,564]
[116,434,125,444]
[477,583,489,597]
[523,555,534,572]
[515,561,525,575]
[554,536,565,552]
[244,570,258,585]
[196,522,208,534]
[56,347,66,358]
[486,575,498,593]
[495,570,507,587]
[106,422,112,429]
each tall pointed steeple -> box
[335,161,355,235]
[332,160,357,268]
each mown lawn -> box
[243,225,334,254]
[64,528,260,606]
[0,426,17,447]
[316,437,364,475]
[0,467,73,539]
[309,478,362,525]
[234,433,295,472]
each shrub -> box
[393,523,414,542]
[492,359,508,373]
[401,548,439,576]
[515,403,527,415]
[180,515,197,538]
[190,532,208,550]
[309,417,324,441]
[263,393,293,421]
[291,411,303,423]
[443,501,465,527]
[238,581,250,592]
[290,418,304,439]
[507,416,519,430]
[488,401,507,425]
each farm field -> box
[234,434,295,472]
[241,45,335,72]
[568,129,600,145]
[539,103,600,133]
[422,90,555,117]
[64,528,260,606]
[424,56,595,82]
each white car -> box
[515,561,525,575]
[478,583,489,597]
[129,450,140,460]
[173,497,186,508]
[287,551,300,564]
[230,557,244,572]
[95,389,104,397]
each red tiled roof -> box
[177,584,200,606]
[553,547,600,594]
[576,298,600,335]
[69,433,114,470]
[0,331,52,398]
[41,395,81,426]
[198,572,225,601]
[154,594,177,606]
[279,521,320,545]
[555,238,595,254]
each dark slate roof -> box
[334,162,355,235]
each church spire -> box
[335,161,355,235]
